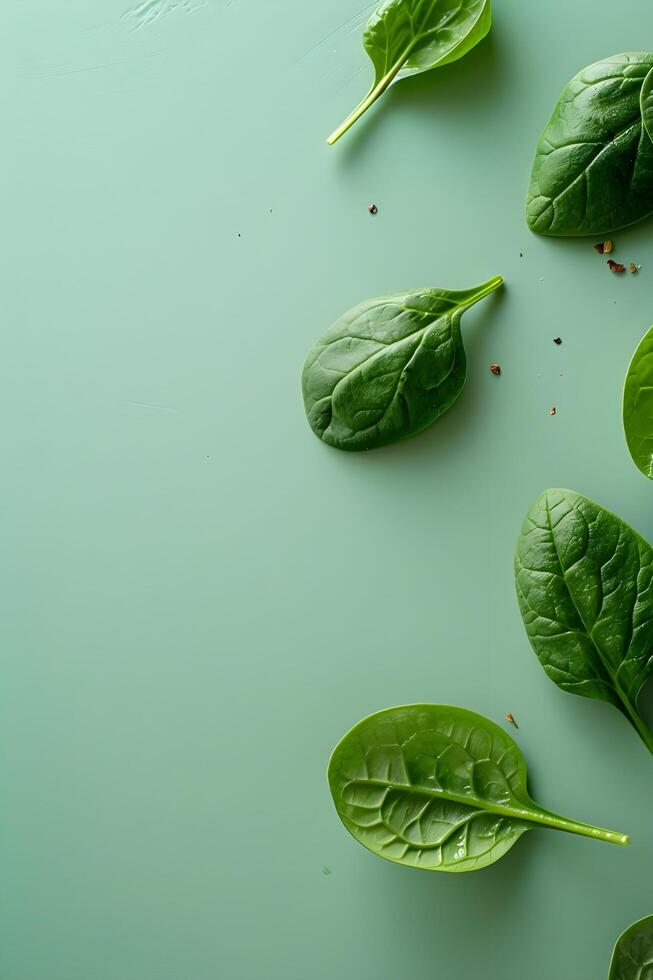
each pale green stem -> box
[461,275,504,309]
[519,807,629,847]
[358,777,628,847]
[326,52,411,146]
[623,701,653,757]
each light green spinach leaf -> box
[301,276,502,452]
[515,489,653,754]
[329,704,628,873]
[609,915,653,980]
[326,0,491,145]
[527,53,653,236]
[624,325,653,479]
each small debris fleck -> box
[594,240,613,254]
[630,262,640,274]
[322,866,332,876]
[553,337,562,345]
[549,406,557,416]
[608,259,626,274]
[505,713,519,729]
[490,363,501,376]
[368,204,378,215]
[520,252,523,258]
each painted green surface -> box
[4,1,653,978]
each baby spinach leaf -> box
[329,704,628,873]
[515,489,653,755]
[301,276,502,452]
[527,53,653,236]
[326,0,491,145]
[609,915,653,980]
[624,325,653,479]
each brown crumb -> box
[490,363,501,376]
[549,407,557,415]
[553,337,562,345]
[505,713,519,729]
[594,241,613,254]
[608,259,626,274]
[368,204,378,215]
[630,263,639,274]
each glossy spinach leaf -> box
[527,53,653,236]
[609,916,653,980]
[515,489,653,755]
[328,704,628,873]
[301,276,502,452]
[326,0,491,145]
[624,325,653,479]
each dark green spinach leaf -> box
[609,916,653,980]
[326,0,491,145]
[329,704,628,873]
[527,53,653,236]
[624,324,653,479]
[301,276,502,452]
[515,489,653,754]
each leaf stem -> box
[354,776,628,847]
[326,53,410,146]
[462,275,504,308]
[623,701,653,757]
[519,807,629,846]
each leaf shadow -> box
[526,219,653,260]
[333,31,505,163]
[360,827,546,972]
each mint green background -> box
[4,2,653,978]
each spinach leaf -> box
[526,53,653,236]
[624,325,653,479]
[326,0,491,145]
[515,489,653,755]
[329,704,628,873]
[301,276,502,452]
[609,916,653,980]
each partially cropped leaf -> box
[326,0,492,145]
[527,53,653,236]
[515,489,653,754]
[328,704,628,873]
[301,276,502,452]
[624,324,653,479]
[609,915,653,980]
